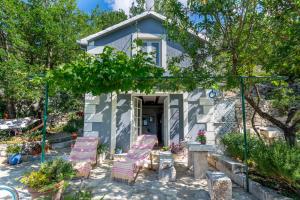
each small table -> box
[187,142,215,179]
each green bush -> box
[220,132,262,161]
[6,144,22,154]
[251,141,300,189]
[20,158,75,192]
[221,133,300,191]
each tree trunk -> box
[245,96,297,146]
[6,100,16,119]
[251,110,262,140]
[284,129,297,146]
[232,50,238,75]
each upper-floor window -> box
[141,40,161,67]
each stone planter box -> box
[208,153,292,200]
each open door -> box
[131,97,142,146]
[163,96,170,146]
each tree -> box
[0,0,128,118]
[129,0,146,17]
[161,0,299,145]
[0,0,42,118]
[86,5,127,36]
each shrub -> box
[20,158,75,192]
[6,144,22,154]
[221,133,300,191]
[220,132,262,161]
[63,124,77,133]
[161,146,170,151]
[251,140,300,190]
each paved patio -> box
[0,149,257,200]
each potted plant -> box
[63,124,78,140]
[6,144,22,165]
[97,143,108,164]
[196,130,206,144]
[20,158,75,199]
[161,146,170,152]
[71,131,78,140]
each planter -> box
[71,132,78,140]
[27,181,64,200]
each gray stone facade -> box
[82,12,238,152]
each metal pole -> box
[41,82,48,163]
[240,77,249,192]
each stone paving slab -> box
[0,149,257,200]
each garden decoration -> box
[196,130,206,144]
[6,144,22,165]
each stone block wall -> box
[84,93,112,146]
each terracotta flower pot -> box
[27,181,64,200]
[200,141,206,145]
[71,132,78,140]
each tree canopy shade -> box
[47,47,164,95]
[47,44,216,96]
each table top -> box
[187,142,215,152]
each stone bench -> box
[206,171,232,200]
[158,151,176,182]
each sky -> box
[77,0,187,15]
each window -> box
[142,40,161,67]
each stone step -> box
[51,140,75,149]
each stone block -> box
[51,140,73,149]
[159,151,176,182]
[206,123,215,132]
[84,104,96,114]
[84,113,103,123]
[85,94,100,105]
[84,131,99,137]
[193,151,208,179]
[199,98,214,106]
[159,159,176,182]
[197,114,213,123]
[206,171,232,200]
[84,123,93,132]
[203,105,214,115]
[205,131,215,141]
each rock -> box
[158,151,176,182]
[206,171,232,200]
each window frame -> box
[142,40,162,67]
[132,33,167,69]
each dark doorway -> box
[140,96,165,145]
